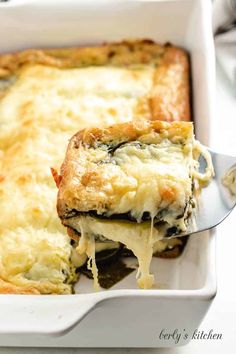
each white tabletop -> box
[0,63,235,354]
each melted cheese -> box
[0,227,73,294]
[110,141,193,222]
[0,64,154,293]
[69,216,163,289]
[0,65,154,150]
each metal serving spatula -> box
[168,149,236,238]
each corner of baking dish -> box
[0,0,216,338]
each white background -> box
[0,64,235,353]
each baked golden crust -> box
[149,46,190,121]
[71,119,192,147]
[0,279,40,295]
[0,278,72,295]
[0,40,190,122]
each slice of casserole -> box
[56,120,214,289]
[0,40,190,293]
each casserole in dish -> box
[0,40,190,294]
[0,0,216,348]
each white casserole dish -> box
[0,0,216,347]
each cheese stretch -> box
[58,121,214,289]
